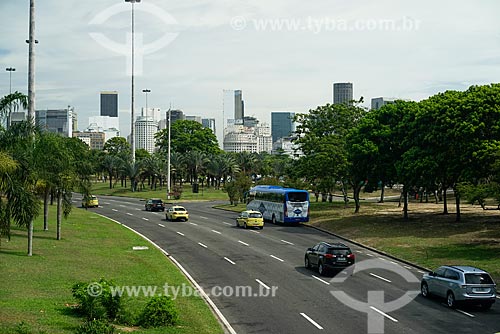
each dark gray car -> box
[421,265,496,309]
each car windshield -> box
[328,248,350,255]
[174,207,186,212]
[465,273,494,285]
[249,213,262,218]
[152,200,163,204]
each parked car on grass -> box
[305,242,355,275]
[236,210,264,229]
[166,205,189,221]
[421,265,496,309]
[82,195,99,208]
[145,198,165,212]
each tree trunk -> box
[43,186,49,231]
[57,191,62,240]
[403,190,409,220]
[455,189,461,222]
[443,187,449,214]
[27,220,33,256]
[109,173,113,189]
[379,183,385,203]
[354,185,361,214]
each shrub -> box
[76,319,115,334]
[71,278,121,321]
[139,296,179,328]
[15,322,32,334]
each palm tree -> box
[123,160,142,192]
[236,151,258,175]
[0,92,29,126]
[184,151,208,185]
[101,155,120,189]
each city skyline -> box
[2,1,500,139]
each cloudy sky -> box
[1,0,500,142]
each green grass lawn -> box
[0,207,223,334]
[90,181,228,202]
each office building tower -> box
[271,112,295,144]
[234,90,244,120]
[73,131,106,150]
[371,97,398,110]
[35,107,73,137]
[100,91,118,117]
[135,116,158,154]
[333,83,353,105]
[186,115,202,124]
[202,118,216,135]
[223,122,272,153]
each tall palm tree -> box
[101,155,120,189]
[0,92,29,126]
[184,151,208,184]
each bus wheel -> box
[272,215,277,224]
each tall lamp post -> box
[167,107,171,199]
[142,88,150,153]
[125,0,141,162]
[5,67,16,128]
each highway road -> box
[73,195,500,334]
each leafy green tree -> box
[103,137,130,157]
[0,92,28,125]
[156,120,220,155]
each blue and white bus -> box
[246,185,310,224]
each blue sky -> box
[1,0,500,142]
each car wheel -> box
[244,222,247,229]
[272,215,277,224]
[446,292,456,308]
[318,261,326,276]
[305,256,311,269]
[421,282,429,298]
[236,220,239,227]
[259,226,263,230]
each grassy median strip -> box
[0,207,223,334]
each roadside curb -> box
[94,212,237,334]
[301,223,433,274]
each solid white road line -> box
[126,213,133,216]
[300,313,324,330]
[142,218,149,221]
[158,224,165,227]
[190,222,198,226]
[312,275,330,285]
[222,222,232,226]
[200,216,209,220]
[456,309,475,318]
[270,255,284,262]
[224,257,236,265]
[112,209,118,212]
[281,239,294,245]
[369,273,392,283]
[176,232,185,236]
[211,229,222,234]
[198,242,208,248]
[255,279,271,290]
[370,306,398,322]
[238,240,249,246]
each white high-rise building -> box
[223,122,272,153]
[135,116,158,153]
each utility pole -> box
[27,0,35,125]
[167,105,171,199]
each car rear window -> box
[465,273,494,285]
[174,207,186,212]
[328,248,351,255]
[249,213,262,218]
[287,192,308,202]
[152,200,163,204]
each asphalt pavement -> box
[73,195,500,334]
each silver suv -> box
[421,265,496,309]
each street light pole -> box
[125,0,141,162]
[27,0,35,126]
[167,106,171,199]
[6,67,16,94]
[142,89,150,153]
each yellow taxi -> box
[236,210,264,229]
[82,195,99,208]
[166,205,189,221]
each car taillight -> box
[347,254,355,259]
[325,254,335,259]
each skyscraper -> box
[202,118,216,135]
[35,108,73,137]
[100,91,118,117]
[271,111,295,144]
[333,83,353,105]
[234,90,244,120]
[371,97,398,110]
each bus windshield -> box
[287,192,308,202]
